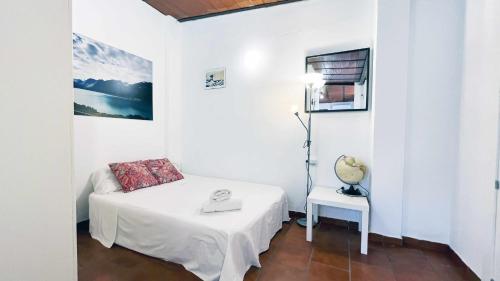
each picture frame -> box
[305,48,370,113]
[205,68,226,90]
[73,33,153,120]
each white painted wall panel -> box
[0,0,76,279]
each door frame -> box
[494,87,500,281]
[493,94,500,281]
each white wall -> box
[73,0,179,222]
[0,0,76,280]
[402,0,464,244]
[164,16,184,165]
[178,0,375,222]
[451,0,500,279]
[370,0,411,238]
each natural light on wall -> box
[242,48,266,74]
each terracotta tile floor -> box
[77,218,475,281]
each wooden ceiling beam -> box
[143,0,304,22]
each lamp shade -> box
[314,78,326,88]
[304,73,325,88]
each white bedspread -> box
[89,174,289,281]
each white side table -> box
[306,186,370,255]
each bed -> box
[89,174,289,281]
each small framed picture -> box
[205,68,226,90]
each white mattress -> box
[89,174,289,281]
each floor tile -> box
[311,247,349,270]
[308,261,349,281]
[350,247,392,267]
[258,262,307,281]
[351,261,397,281]
[78,262,131,281]
[392,262,441,281]
[281,224,312,250]
[431,264,470,281]
[259,249,274,267]
[386,246,428,270]
[313,231,349,252]
[243,266,260,281]
[423,250,462,268]
[273,242,312,271]
[77,220,470,281]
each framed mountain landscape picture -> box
[72,33,153,120]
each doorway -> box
[495,102,500,281]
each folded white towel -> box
[202,198,242,213]
[210,189,232,202]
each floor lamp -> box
[294,73,325,227]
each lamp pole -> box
[295,83,315,227]
[306,83,313,196]
[294,73,324,227]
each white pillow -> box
[90,167,122,194]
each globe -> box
[334,155,367,185]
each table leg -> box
[361,209,369,255]
[313,204,319,223]
[358,212,362,232]
[306,201,313,242]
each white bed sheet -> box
[89,174,289,281]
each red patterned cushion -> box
[144,158,184,184]
[109,161,159,192]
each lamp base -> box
[296,217,317,228]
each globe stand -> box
[341,185,362,196]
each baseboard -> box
[288,211,480,281]
[368,232,403,247]
[402,236,449,252]
[448,249,482,281]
